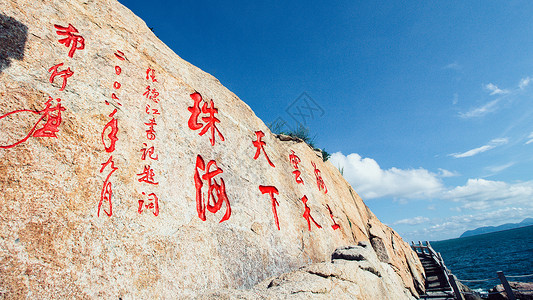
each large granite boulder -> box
[0,0,424,298]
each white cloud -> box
[459,99,501,118]
[443,178,533,207]
[485,83,509,95]
[438,168,459,177]
[519,77,532,89]
[450,138,508,158]
[329,152,443,199]
[444,62,462,70]
[525,132,533,145]
[393,216,430,226]
[485,162,515,174]
[452,93,459,105]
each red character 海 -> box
[312,162,327,194]
[54,24,85,58]
[252,131,275,167]
[194,155,231,222]
[259,185,280,230]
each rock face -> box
[489,282,533,300]
[0,0,424,298]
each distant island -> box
[460,217,533,238]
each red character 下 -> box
[259,185,280,230]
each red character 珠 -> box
[187,92,203,130]
[301,195,322,231]
[98,156,117,217]
[199,100,224,146]
[252,131,275,167]
[137,165,159,185]
[326,204,340,230]
[54,24,85,58]
[146,68,157,82]
[48,63,73,91]
[140,143,158,161]
[145,118,157,140]
[0,97,66,149]
[312,162,328,194]
[259,185,280,230]
[194,155,231,222]
[138,192,159,216]
[187,92,225,146]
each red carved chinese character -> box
[194,155,231,222]
[301,195,321,231]
[145,118,157,140]
[32,97,66,138]
[145,104,160,115]
[140,143,158,160]
[137,165,159,185]
[101,109,118,153]
[115,66,122,75]
[0,97,65,149]
[199,100,224,146]
[54,24,85,58]
[48,63,73,91]
[252,131,275,167]
[138,192,159,216]
[98,156,117,217]
[326,204,340,230]
[259,185,280,230]
[188,92,203,130]
[312,162,328,194]
[143,86,159,103]
[289,150,301,169]
[292,170,304,185]
[114,50,125,61]
[146,68,157,82]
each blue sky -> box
[119,0,533,241]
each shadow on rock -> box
[0,14,28,73]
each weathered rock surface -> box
[0,0,424,298]
[488,282,533,300]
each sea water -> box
[431,225,533,291]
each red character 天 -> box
[138,192,159,216]
[252,131,275,167]
[259,185,280,230]
[140,143,158,160]
[137,165,159,185]
[301,195,322,231]
[98,156,117,217]
[54,24,85,58]
[0,97,66,149]
[145,118,157,140]
[48,63,73,91]
[326,204,340,230]
[101,109,118,153]
[146,68,157,82]
[312,162,328,194]
[194,155,231,222]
